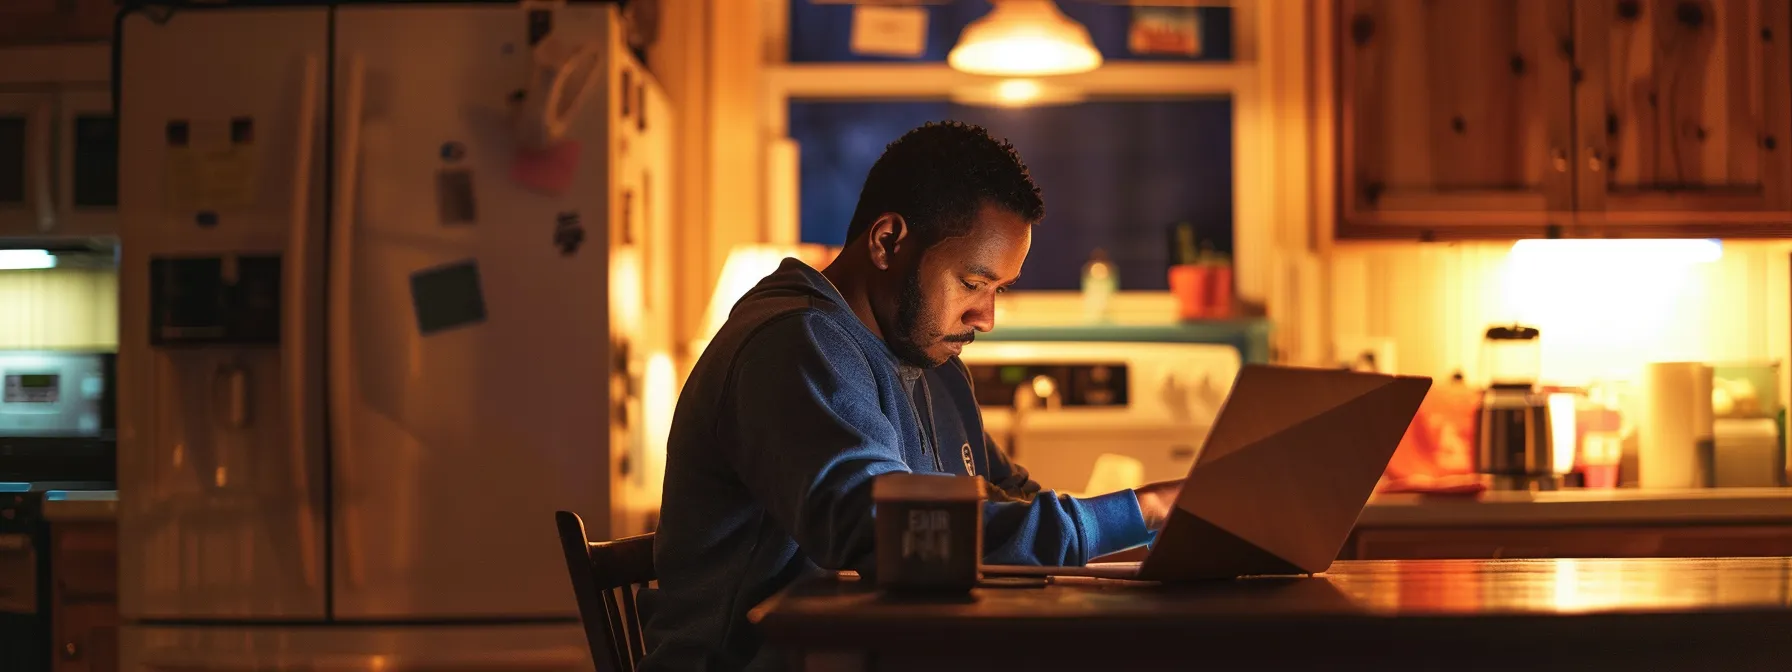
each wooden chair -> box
[556,510,656,672]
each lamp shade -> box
[696,244,839,351]
[948,0,1102,77]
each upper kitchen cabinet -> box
[1574,0,1792,234]
[0,92,55,236]
[0,45,116,240]
[1337,0,1574,240]
[1332,0,1792,240]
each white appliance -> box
[116,3,666,669]
[0,350,111,438]
[960,341,1241,494]
[0,43,116,239]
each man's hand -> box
[1132,479,1184,530]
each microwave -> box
[0,44,116,239]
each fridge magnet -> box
[509,140,582,197]
[166,121,261,213]
[1129,7,1201,57]
[409,259,487,336]
[165,119,190,147]
[440,141,466,163]
[230,116,255,144]
[554,211,585,256]
[436,168,478,226]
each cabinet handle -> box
[1551,148,1568,172]
[63,640,81,660]
[1586,148,1604,172]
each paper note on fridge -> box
[165,145,259,212]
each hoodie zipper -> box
[910,377,945,472]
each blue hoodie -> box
[640,259,1152,671]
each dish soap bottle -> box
[1082,248,1117,322]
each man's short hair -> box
[843,121,1045,249]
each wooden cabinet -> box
[1343,524,1792,560]
[1339,0,1575,238]
[1575,0,1792,234]
[1333,0,1792,239]
[50,522,116,672]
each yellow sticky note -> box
[165,145,258,212]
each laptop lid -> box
[1136,365,1431,581]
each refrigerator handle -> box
[28,98,55,233]
[285,53,323,588]
[329,52,369,587]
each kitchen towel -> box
[1639,362,1714,489]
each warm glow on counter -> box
[1509,238,1723,265]
[1500,239,1727,384]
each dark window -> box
[0,117,25,205]
[71,114,118,208]
[789,99,1233,291]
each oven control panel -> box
[965,363,1129,408]
[961,341,1239,424]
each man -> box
[641,121,1183,670]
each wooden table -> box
[750,558,1792,671]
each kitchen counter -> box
[1359,487,1792,527]
[40,489,117,523]
[32,488,1792,526]
[753,557,1792,671]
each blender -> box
[1477,325,1557,490]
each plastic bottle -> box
[1081,248,1117,323]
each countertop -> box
[1359,487,1792,527]
[753,557,1792,670]
[39,489,116,523]
[29,487,1792,526]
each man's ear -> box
[864,213,909,271]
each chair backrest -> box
[556,510,656,672]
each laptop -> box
[983,365,1432,582]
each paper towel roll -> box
[1639,362,1714,489]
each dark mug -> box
[873,473,984,593]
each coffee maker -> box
[1477,325,1556,490]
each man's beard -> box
[889,267,973,368]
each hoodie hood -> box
[726,258,920,382]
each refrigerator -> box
[115,2,670,668]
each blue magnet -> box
[441,142,466,163]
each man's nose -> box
[965,298,995,333]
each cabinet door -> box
[55,88,117,237]
[1338,0,1575,239]
[51,523,117,672]
[0,91,54,236]
[1574,0,1792,232]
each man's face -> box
[887,203,1031,368]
